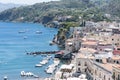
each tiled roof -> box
[113,50,120,55]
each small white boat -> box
[40,59,48,65]
[18,31,26,33]
[4,76,8,80]
[33,75,39,78]
[21,71,26,76]
[46,67,56,74]
[26,72,34,76]
[46,55,52,60]
[36,31,42,34]
[35,64,42,67]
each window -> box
[118,74,120,80]
[78,62,81,66]
[112,72,115,79]
[114,60,116,63]
[117,61,119,64]
[117,48,120,50]
[84,62,87,66]
[104,75,106,80]
[78,68,81,72]
[85,68,87,72]
[95,70,97,75]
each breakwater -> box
[26,51,60,55]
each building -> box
[113,47,120,55]
[110,34,120,46]
[113,65,120,80]
[65,30,82,53]
[76,48,120,80]
[81,40,98,50]
[97,42,113,52]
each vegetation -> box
[0,0,111,23]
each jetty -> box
[26,51,60,55]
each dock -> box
[26,51,60,55]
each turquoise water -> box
[0,22,59,80]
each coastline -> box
[0,22,59,80]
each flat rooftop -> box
[82,41,98,45]
[94,61,120,73]
[79,48,96,54]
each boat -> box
[26,72,34,76]
[21,71,26,76]
[33,75,39,78]
[49,41,54,46]
[21,71,35,77]
[36,31,42,34]
[4,76,8,80]
[40,59,48,65]
[46,55,52,60]
[35,64,42,67]
[23,36,28,39]
[18,30,26,33]
[45,67,56,74]
[54,60,60,66]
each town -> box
[44,21,120,80]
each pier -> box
[26,51,60,55]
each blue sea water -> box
[0,22,59,80]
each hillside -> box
[104,0,120,18]
[0,0,109,23]
[0,0,119,24]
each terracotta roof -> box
[113,50,120,55]
[82,41,98,45]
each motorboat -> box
[35,64,42,67]
[36,31,42,34]
[46,55,52,60]
[18,30,26,33]
[4,76,8,80]
[46,67,56,74]
[33,75,39,78]
[49,41,54,46]
[40,59,48,65]
[25,72,34,76]
[23,36,28,39]
[21,71,26,76]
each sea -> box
[0,22,59,80]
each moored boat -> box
[40,59,48,65]
[35,64,42,67]
[4,76,8,80]
[18,30,26,33]
[21,71,26,76]
[36,31,42,34]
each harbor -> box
[0,22,59,80]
